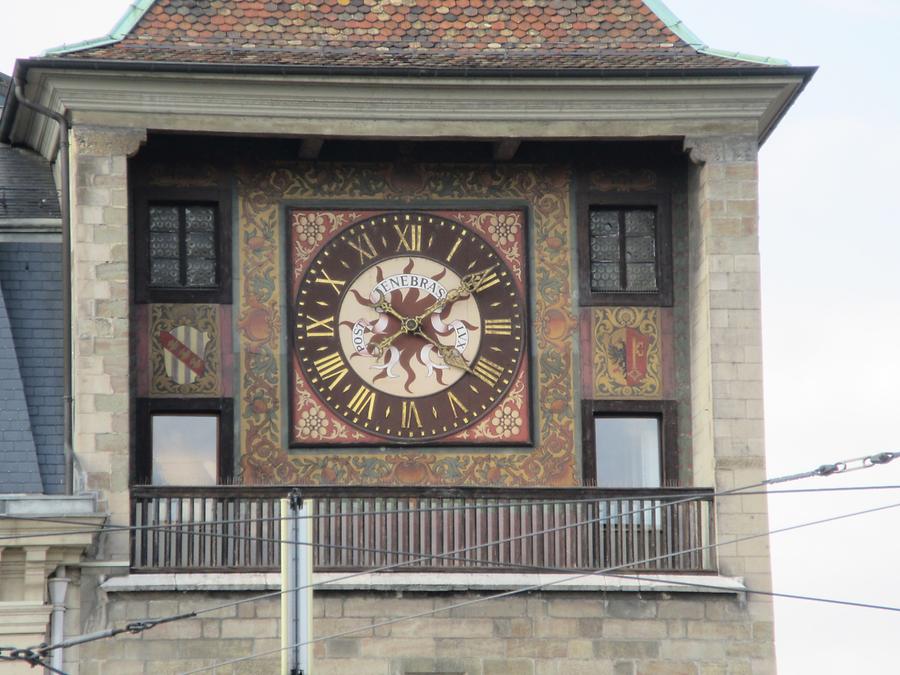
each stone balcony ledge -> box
[102,572,746,596]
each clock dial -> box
[292,211,526,443]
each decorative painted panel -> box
[237,163,576,486]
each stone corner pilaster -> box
[68,125,142,561]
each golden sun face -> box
[338,257,482,398]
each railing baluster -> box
[136,498,145,569]
[401,496,409,567]
[438,497,447,568]
[413,497,422,567]
[631,498,640,569]
[551,500,560,568]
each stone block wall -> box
[78,590,773,675]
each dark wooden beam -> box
[492,139,521,161]
[298,137,324,160]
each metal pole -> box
[281,491,312,675]
[47,568,70,674]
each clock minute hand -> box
[416,286,465,322]
[460,264,498,293]
[372,289,407,322]
[415,329,476,376]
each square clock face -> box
[288,208,532,447]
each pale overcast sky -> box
[2,1,899,673]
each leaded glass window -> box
[148,204,218,289]
[589,207,658,294]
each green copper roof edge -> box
[643,0,791,66]
[42,0,157,56]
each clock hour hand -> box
[372,289,407,322]
[368,328,403,358]
[414,329,476,376]
[416,264,498,322]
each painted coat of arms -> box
[160,326,209,385]
[149,304,220,396]
[592,307,661,398]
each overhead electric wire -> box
[603,573,900,614]
[0,652,67,675]
[1,479,898,574]
[4,448,897,542]
[3,472,899,547]
[0,489,715,533]
[179,497,900,674]
[55,455,900,658]
[5,451,898,672]
[16,468,780,664]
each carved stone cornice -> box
[72,125,147,159]
[10,68,807,155]
[683,134,759,165]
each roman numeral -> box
[394,223,422,252]
[473,357,505,387]
[348,232,378,263]
[315,270,345,294]
[475,271,500,292]
[484,318,513,335]
[313,352,348,390]
[401,400,422,428]
[446,391,468,419]
[305,315,334,337]
[348,385,377,420]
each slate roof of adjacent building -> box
[0,244,65,494]
[0,280,45,494]
[46,0,787,71]
[0,145,62,222]
[0,143,64,495]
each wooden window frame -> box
[133,187,232,304]
[134,397,234,486]
[577,191,673,307]
[581,399,678,487]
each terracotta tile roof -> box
[59,0,771,71]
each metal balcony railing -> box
[130,486,716,574]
